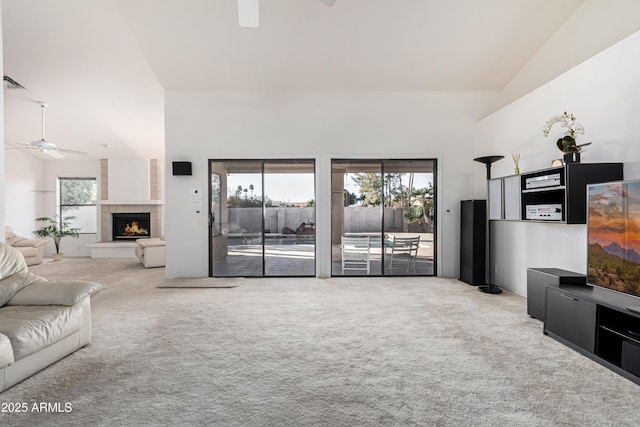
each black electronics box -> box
[172,161,192,176]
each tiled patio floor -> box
[212,243,434,277]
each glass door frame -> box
[209,159,317,278]
[330,158,438,277]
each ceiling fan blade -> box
[4,145,33,150]
[55,147,90,156]
[43,149,65,159]
[317,0,336,6]
[15,142,37,149]
[238,0,259,28]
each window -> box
[59,178,98,234]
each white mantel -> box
[97,200,163,205]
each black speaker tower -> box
[460,200,486,285]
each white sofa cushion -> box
[0,244,47,307]
[0,271,41,307]
[0,241,28,279]
[5,227,47,250]
[8,280,101,307]
[16,246,38,258]
[0,333,14,369]
[0,305,82,361]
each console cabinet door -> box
[503,175,521,220]
[545,287,596,352]
[488,178,503,220]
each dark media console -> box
[626,307,640,315]
[544,283,640,385]
[527,268,586,322]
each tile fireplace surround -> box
[100,204,161,242]
[99,159,162,242]
[88,159,163,259]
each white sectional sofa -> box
[0,243,101,392]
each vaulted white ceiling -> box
[0,0,618,160]
[117,0,584,91]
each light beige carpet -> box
[158,277,245,288]
[2,257,640,426]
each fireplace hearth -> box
[112,213,151,240]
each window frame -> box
[58,177,98,235]
[330,158,437,277]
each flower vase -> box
[563,152,581,164]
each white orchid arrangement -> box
[543,111,591,153]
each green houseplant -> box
[542,111,592,163]
[32,215,81,261]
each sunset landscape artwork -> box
[588,181,640,298]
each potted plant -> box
[543,111,592,163]
[32,215,81,261]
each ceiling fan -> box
[15,103,90,158]
[238,0,336,28]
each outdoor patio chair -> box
[386,235,420,273]
[341,236,371,274]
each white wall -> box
[499,0,640,108]
[165,91,499,278]
[0,8,4,241]
[4,150,45,237]
[474,31,640,296]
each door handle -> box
[560,293,578,301]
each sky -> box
[227,173,314,203]
[226,172,434,204]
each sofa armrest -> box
[12,238,48,248]
[0,334,14,369]
[7,280,101,306]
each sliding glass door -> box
[263,162,316,276]
[331,161,384,275]
[210,160,263,277]
[209,160,315,277]
[381,160,435,276]
[331,159,436,276]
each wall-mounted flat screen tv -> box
[588,180,640,299]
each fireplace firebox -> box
[112,213,151,240]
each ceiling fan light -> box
[238,0,259,28]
